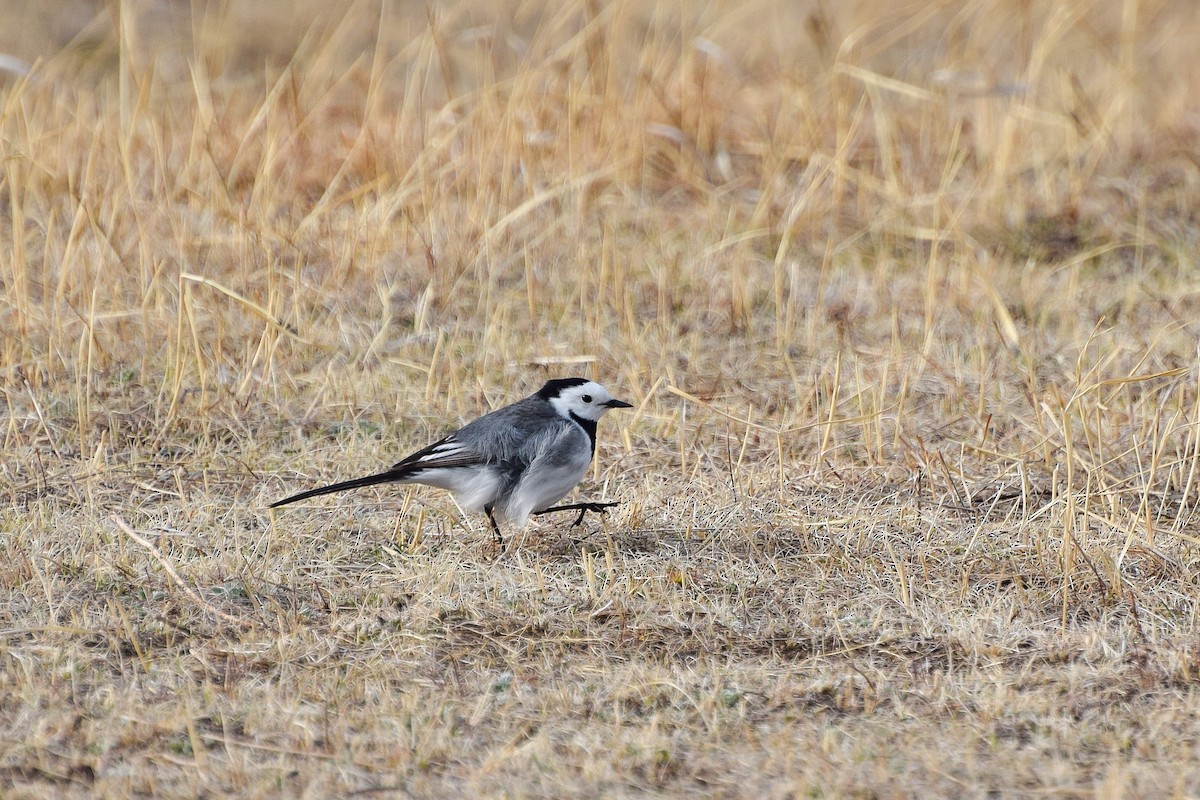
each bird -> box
[269,378,632,545]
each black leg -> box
[533,501,620,527]
[485,505,504,548]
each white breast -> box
[498,425,594,527]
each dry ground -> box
[4,0,1200,797]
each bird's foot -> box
[535,501,620,527]
[486,506,506,551]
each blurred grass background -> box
[4,0,1200,797]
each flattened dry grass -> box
[4,0,1200,796]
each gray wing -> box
[429,396,566,467]
[271,394,563,509]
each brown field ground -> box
[4,0,1200,797]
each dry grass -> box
[4,0,1200,796]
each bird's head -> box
[539,378,633,422]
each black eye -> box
[582,394,593,403]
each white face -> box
[550,381,631,421]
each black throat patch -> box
[569,411,597,456]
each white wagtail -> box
[270,378,632,544]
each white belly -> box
[408,467,503,513]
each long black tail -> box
[269,470,407,508]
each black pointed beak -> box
[605,398,633,409]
